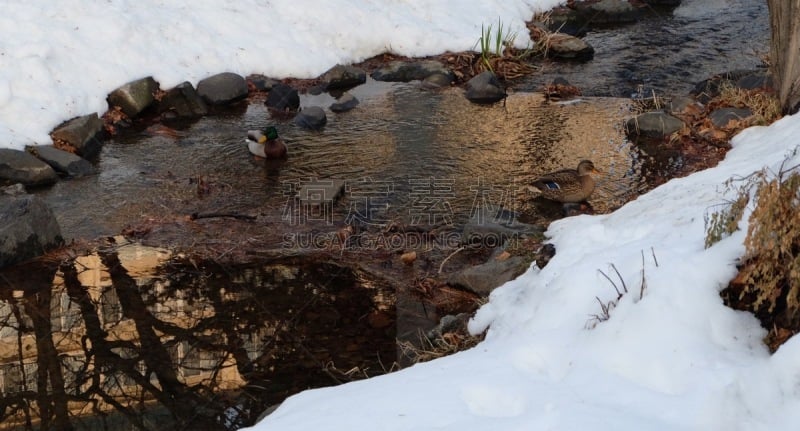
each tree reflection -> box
[0,243,396,430]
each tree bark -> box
[768,0,800,113]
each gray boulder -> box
[422,72,454,89]
[294,106,327,130]
[329,93,359,113]
[709,107,753,128]
[371,60,454,82]
[546,33,595,61]
[159,81,208,118]
[323,65,367,90]
[50,114,104,159]
[196,72,248,105]
[266,83,300,112]
[573,0,640,24]
[626,111,685,138]
[0,149,58,186]
[27,145,95,177]
[465,71,506,104]
[447,255,526,297]
[247,74,279,91]
[107,76,159,118]
[0,186,64,268]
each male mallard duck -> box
[246,126,288,159]
[530,160,600,203]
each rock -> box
[294,106,327,130]
[709,107,753,128]
[196,72,248,106]
[0,149,58,186]
[461,207,541,247]
[371,60,454,83]
[691,70,762,102]
[447,255,527,297]
[158,81,208,118]
[330,93,359,113]
[107,76,159,118]
[422,72,454,89]
[307,84,326,96]
[545,7,588,36]
[626,111,685,138]
[323,65,367,90]
[643,0,682,5]
[247,74,279,92]
[296,179,345,206]
[266,83,300,112]
[0,187,64,268]
[50,114,104,159]
[736,72,772,90]
[465,71,506,104]
[426,313,471,340]
[26,145,95,177]
[668,96,699,114]
[546,33,595,61]
[573,0,641,24]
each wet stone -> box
[266,83,300,112]
[294,106,327,130]
[196,72,248,106]
[247,74,279,92]
[573,0,640,24]
[626,111,685,138]
[546,33,595,61]
[447,254,527,297]
[107,76,159,118]
[0,188,63,268]
[709,107,753,128]
[371,60,453,83]
[0,149,58,186]
[50,113,104,159]
[296,179,345,206]
[465,71,506,104]
[323,64,367,90]
[27,145,96,177]
[330,93,359,113]
[422,72,454,89]
[159,81,208,118]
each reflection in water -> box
[35,83,641,241]
[0,239,395,430]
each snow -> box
[249,112,800,431]
[0,0,561,150]
[4,0,800,429]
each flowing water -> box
[521,0,769,98]
[2,0,771,429]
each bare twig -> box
[597,269,622,298]
[640,250,647,300]
[438,246,465,274]
[610,263,628,294]
[190,212,257,221]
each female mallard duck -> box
[530,160,600,203]
[246,126,288,159]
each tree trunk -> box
[768,0,800,114]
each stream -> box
[0,0,770,429]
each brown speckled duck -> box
[530,160,600,203]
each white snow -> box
[4,0,800,430]
[0,0,561,150]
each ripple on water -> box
[36,81,644,240]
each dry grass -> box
[722,158,800,352]
[716,82,782,126]
[398,329,484,364]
